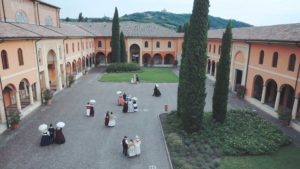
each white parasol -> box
[132,97,138,101]
[116,91,122,95]
[90,99,96,104]
[155,84,159,87]
[56,122,65,128]
[38,124,47,131]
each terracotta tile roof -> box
[0,22,39,39]
[44,23,94,38]
[208,23,300,42]
[10,23,64,38]
[72,21,183,38]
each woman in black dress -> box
[105,111,110,126]
[122,101,128,113]
[40,130,51,146]
[152,85,161,97]
[54,128,65,144]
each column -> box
[29,85,34,104]
[16,90,22,112]
[261,85,267,104]
[44,69,50,89]
[292,97,299,119]
[214,64,218,77]
[274,90,281,111]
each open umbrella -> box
[90,99,96,104]
[116,91,122,95]
[38,124,47,131]
[56,122,65,128]
[132,97,138,101]
[155,84,159,87]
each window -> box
[78,42,80,51]
[1,50,9,69]
[98,41,102,48]
[45,16,53,26]
[18,48,24,66]
[72,43,74,52]
[288,54,296,71]
[168,41,172,48]
[272,52,278,68]
[156,42,160,48]
[145,41,148,48]
[259,50,264,65]
[213,45,216,53]
[66,44,69,54]
[15,10,28,23]
[209,44,211,53]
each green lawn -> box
[100,68,178,83]
[221,145,300,169]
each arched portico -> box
[153,53,162,65]
[253,75,264,101]
[142,53,151,65]
[265,79,278,108]
[164,54,175,65]
[3,84,17,115]
[96,52,106,65]
[18,79,32,109]
[77,58,82,73]
[279,84,295,112]
[72,60,77,74]
[211,61,216,76]
[130,44,140,64]
[82,56,86,71]
[47,50,58,91]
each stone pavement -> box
[0,67,177,169]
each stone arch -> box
[142,53,151,65]
[130,44,140,63]
[234,51,245,64]
[153,53,162,65]
[18,78,30,109]
[279,84,295,111]
[3,84,17,115]
[96,52,106,65]
[164,54,175,65]
[47,50,58,90]
[252,75,264,100]
[265,79,278,108]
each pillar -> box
[261,85,267,104]
[56,63,63,91]
[44,69,50,89]
[274,90,281,111]
[29,85,34,104]
[214,63,218,77]
[292,97,299,119]
[16,90,22,112]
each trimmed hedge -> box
[106,63,141,73]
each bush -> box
[43,89,53,101]
[236,85,245,99]
[106,63,141,73]
[68,75,75,87]
[8,112,21,125]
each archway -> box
[207,59,211,74]
[142,53,151,65]
[153,54,162,65]
[107,53,112,64]
[72,60,77,74]
[164,54,175,65]
[3,84,17,115]
[253,75,264,100]
[77,58,82,73]
[96,52,106,65]
[211,61,216,76]
[47,50,57,90]
[130,44,140,63]
[265,79,278,108]
[19,79,30,109]
[279,84,295,112]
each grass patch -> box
[161,110,292,169]
[221,145,300,169]
[100,68,178,83]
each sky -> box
[43,0,300,26]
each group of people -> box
[40,123,65,146]
[122,136,141,157]
[104,111,116,127]
[130,74,140,84]
[85,101,95,117]
[118,92,138,113]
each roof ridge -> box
[9,22,42,37]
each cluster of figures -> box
[152,84,161,97]
[122,136,141,157]
[39,123,66,146]
[130,74,140,84]
[104,111,116,127]
[85,100,96,117]
[117,92,138,113]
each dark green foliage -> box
[106,63,141,73]
[120,32,127,63]
[178,0,209,133]
[65,17,70,22]
[111,7,120,63]
[78,12,84,22]
[212,22,233,123]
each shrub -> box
[8,112,21,125]
[106,63,141,73]
[43,89,53,101]
[68,74,75,87]
[236,85,245,99]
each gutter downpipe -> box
[35,38,43,104]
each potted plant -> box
[68,74,75,87]
[236,85,245,99]
[8,112,21,129]
[278,108,292,126]
[43,89,53,105]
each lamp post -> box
[0,76,9,128]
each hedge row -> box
[106,63,141,73]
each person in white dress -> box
[108,112,116,127]
[127,139,136,157]
[128,99,134,113]
[133,100,138,112]
[134,135,141,156]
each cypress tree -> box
[120,32,127,63]
[78,12,83,22]
[178,0,209,133]
[212,21,233,123]
[111,7,120,63]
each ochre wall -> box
[3,0,36,24]
[38,3,58,27]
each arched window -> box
[98,41,102,48]
[288,54,296,71]
[145,41,148,48]
[259,50,264,65]
[168,41,172,48]
[45,16,53,26]
[18,48,24,66]
[66,44,69,54]
[272,52,278,68]
[15,10,28,23]
[1,50,9,69]
[156,41,160,48]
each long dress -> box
[108,115,116,127]
[128,100,134,113]
[104,113,109,126]
[127,141,136,157]
[90,105,95,117]
[54,128,65,144]
[153,86,161,97]
[133,101,138,112]
[134,139,141,155]
[122,102,128,113]
[48,126,55,143]
[118,96,125,106]
[40,130,51,146]
[86,105,91,116]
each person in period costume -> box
[152,84,161,97]
[134,135,141,156]
[48,124,55,143]
[127,139,136,157]
[128,99,134,113]
[118,95,125,106]
[85,102,91,117]
[131,74,137,84]
[135,74,140,83]
[108,112,116,127]
[123,93,127,101]
[54,127,65,144]
[133,100,138,112]
[122,101,128,113]
[90,103,95,117]
[122,136,128,156]
[104,111,110,126]
[40,129,51,146]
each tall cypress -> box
[212,22,233,123]
[120,32,127,63]
[179,0,209,133]
[111,7,120,63]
